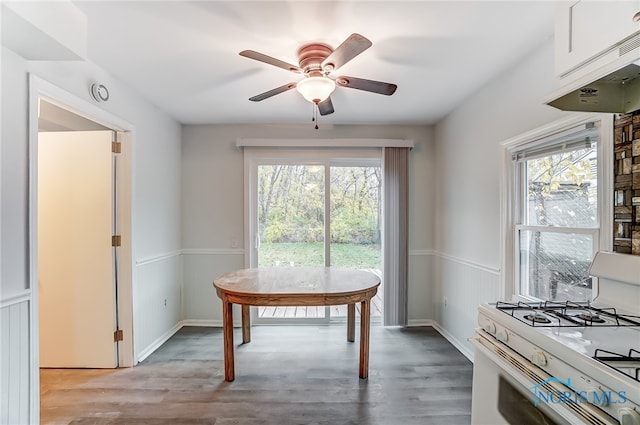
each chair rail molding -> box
[433,251,501,275]
[0,289,31,308]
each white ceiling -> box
[72,1,555,126]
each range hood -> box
[546,61,640,114]
[546,32,640,114]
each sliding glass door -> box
[249,158,382,323]
[328,165,382,319]
[256,164,327,319]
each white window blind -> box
[511,122,599,162]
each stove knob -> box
[588,388,609,406]
[483,321,496,334]
[531,351,547,367]
[619,408,640,425]
[496,329,509,343]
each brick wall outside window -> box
[613,110,640,255]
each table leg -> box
[347,303,355,342]
[241,304,251,343]
[359,299,371,379]
[222,300,235,381]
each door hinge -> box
[112,141,121,154]
[114,329,124,342]
[112,235,121,247]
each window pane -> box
[329,166,383,320]
[257,165,325,267]
[257,164,326,319]
[526,146,597,227]
[329,166,381,269]
[519,229,593,301]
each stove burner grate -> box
[494,300,640,327]
[593,349,640,383]
[574,312,606,323]
[523,313,552,324]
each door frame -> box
[28,75,134,419]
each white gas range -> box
[471,252,640,425]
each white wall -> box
[181,124,435,325]
[432,37,570,356]
[0,45,182,423]
[0,19,581,425]
[1,47,30,297]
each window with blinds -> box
[513,122,600,302]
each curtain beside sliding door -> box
[383,147,409,326]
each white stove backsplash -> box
[595,278,640,316]
[589,251,640,316]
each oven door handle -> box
[470,332,554,389]
[471,332,574,396]
[470,331,619,425]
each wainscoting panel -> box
[433,253,501,360]
[133,253,183,363]
[182,249,245,325]
[407,250,433,325]
[1,293,31,425]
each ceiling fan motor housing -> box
[298,43,333,76]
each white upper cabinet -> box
[555,0,640,77]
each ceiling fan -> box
[239,33,397,119]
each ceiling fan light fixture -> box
[296,76,336,103]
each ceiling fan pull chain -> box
[314,103,319,130]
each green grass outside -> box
[258,242,381,269]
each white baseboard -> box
[136,322,183,363]
[407,319,434,327]
[406,319,474,362]
[134,319,474,366]
[136,320,221,363]
[181,319,222,327]
[431,321,474,363]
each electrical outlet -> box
[231,238,239,248]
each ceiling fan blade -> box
[239,50,302,74]
[317,97,334,116]
[335,76,397,96]
[249,82,297,102]
[321,33,372,73]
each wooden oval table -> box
[213,267,380,381]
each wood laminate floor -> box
[40,326,473,425]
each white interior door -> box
[38,130,117,368]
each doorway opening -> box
[36,98,132,366]
[29,76,134,421]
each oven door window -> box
[498,375,562,425]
